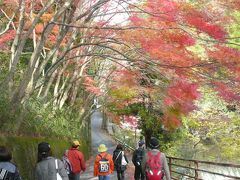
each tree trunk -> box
[11,0,72,104]
[2,0,56,90]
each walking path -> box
[81,111,135,180]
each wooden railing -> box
[113,136,240,179]
[168,156,240,180]
[113,136,135,151]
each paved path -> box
[81,111,135,180]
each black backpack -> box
[134,148,144,166]
[98,154,110,173]
[0,168,15,180]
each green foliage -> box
[107,102,183,152]
[0,52,10,80]
[0,51,31,86]
[0,93,89,140]
[187,44,207,60]
[193,87,228,120]
[228,11,240,49]
[163,88,240,163]
[206,113,240,162]
[137,105,162,134]
[107,84,240,163]
[0,93,21,132]
[113,128,138,149]
[25,99,81,138]
[106,102,140,116]
[0,45,91,161]
[109,86,138,101]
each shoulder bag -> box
[55,159,63,180]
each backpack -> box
[0,168,15,180]
[146,151,164,180]
[134,148,144,166]
[62,150,73,175]
[98,154,110,173]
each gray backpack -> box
[0,168,16,180]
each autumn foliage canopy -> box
[0,0,240,130]
[107,0,240,129]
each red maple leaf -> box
[0,30,16,47]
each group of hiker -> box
[0,137,171,180]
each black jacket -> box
[132,147,145,167]
[113,149,128,171]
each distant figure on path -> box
[141,137,171,180]
[0,145,22,180]
[94,144,114,180]
[113,144,129,180]
[132,141,145,180]
[67,140,86,180]
[35,142,69,180]
[137,136,145,149]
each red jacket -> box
[68,148,86,174]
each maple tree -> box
[100,0,240,141]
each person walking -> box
[141,137,171,180]
[94,144,114,180]
[132,141,145,180]
[113,144,128,180]
[67,140,86,180]
[137,136,145,149]
[0,145,22,180]
[35,142,69,180]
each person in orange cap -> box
[67,140,86,180]
[94,144,114,180]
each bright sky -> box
[97,0,138,25]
